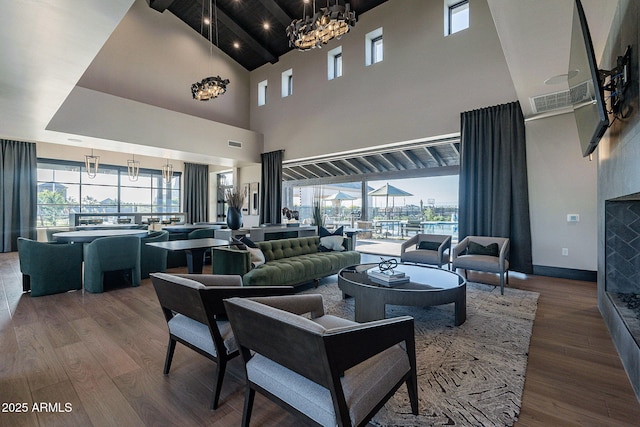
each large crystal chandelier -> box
[191,0,229,100]
[286,0,356,51]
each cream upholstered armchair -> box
[224,294,418,427]
[400,233,452,269]
[452,236,510,294]
[150,273,293,410]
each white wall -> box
[526,113,598,270]
[249,0,518,161]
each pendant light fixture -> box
[191,0,229,100]
[84,149,100,179]
[286,0,356,51]
[161,160,173,184]
[127,154,140,182]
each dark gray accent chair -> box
[140,230,169,279]
[400,233,452,269]
[150,273,293,410]
[224,294,418,426]
[17,237,83,296]
[83,235,141,293]
[452,236,510,294]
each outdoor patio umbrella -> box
[325,191,357,219]
[368,183,413,218]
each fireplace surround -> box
[604,193,640,394]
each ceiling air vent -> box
[228,140,242,149]
[530,81,593,114]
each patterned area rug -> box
[303,280,539,427]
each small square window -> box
[281,69,293,97]
[327,46,343,80]
[258,80,267,106]
[446,0,469,35]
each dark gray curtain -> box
[1,140,37,252]
[260,150,283,225]
[459,101,533,273]
[183,162,209,223]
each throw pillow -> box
[417,241,441,251]
[319,235,345,252]
[467,241,499,257]
[240,236,258,248]
[231,237,246,250]
[246,246,266,268]
[319,226,344,238]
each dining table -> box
[145,237,230,274]
[52,229,149,243]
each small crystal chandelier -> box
[286,0,356,51]
[191,0,229,100]
[84,149,100,179]
[127,154,140,182]
[161,160,173,184]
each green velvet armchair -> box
[17,237,83,297]
[83,235,141,293]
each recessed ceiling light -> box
[233,41,240,48]
[204,17,210,25]
[263,22,270,30]
[67,138,82,142]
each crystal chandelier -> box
[84,149,100,179]
[127,154,140,182]
[191,0,229,100]
[286,0,356,51]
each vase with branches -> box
[225,186,245,230]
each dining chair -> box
[83,235,141,293]
[17,238,83,297]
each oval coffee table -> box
[338,263,466,325]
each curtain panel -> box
[1,140,37,252]
[260,150,284,225]
[183,162,209,224]
[458,101,533,273]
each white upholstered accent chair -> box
[400,233,452,269]
[224,294,418,427]
[150,273,293,410]
[452,236,510,294]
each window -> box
[365,28,383,66]
[37,159,180,227]
[327,46,343,80]
[258,79,268,106]
[445,0,469,35]
[281,69,293,97]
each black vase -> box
[226,207,242,230]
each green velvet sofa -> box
[212,236,360,287]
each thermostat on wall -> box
[567,214,580,222]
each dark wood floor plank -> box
[13,321,68,392]
[68,316,141,378]
[31,380,93,427]
[55,341,145,427]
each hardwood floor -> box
[1,251,639,426]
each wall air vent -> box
[228,140,243,149]
[530,81,593,114]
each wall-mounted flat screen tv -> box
[568,0,609,157]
